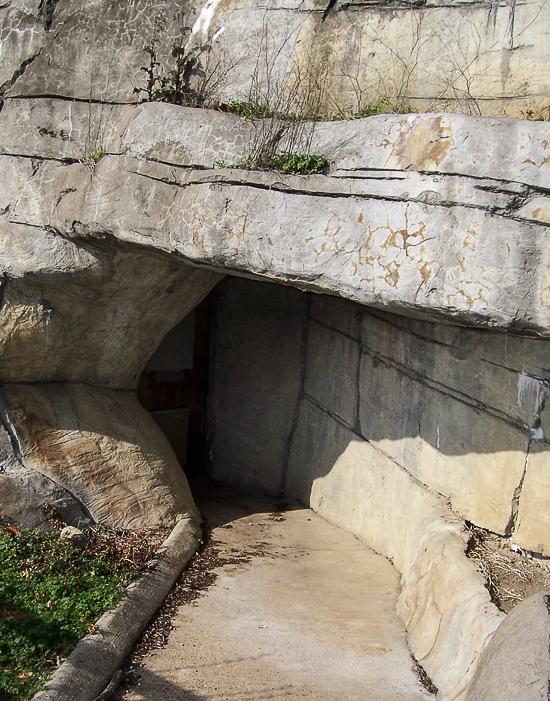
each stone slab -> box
[1,382,200,528]
[465,592,550,701]
[358,351,529,534]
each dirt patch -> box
[466,526,550,614]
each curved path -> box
[121,483,433,701]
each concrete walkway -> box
[122,483,432,701]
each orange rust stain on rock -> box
[420,262,431,283]
[543,134,550,173]
[393,116,452,171]
[532,205,550,223]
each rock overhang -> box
[2,98,550,366]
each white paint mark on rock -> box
[190,0,223,41]
[517,371,548,423]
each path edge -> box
[32,515,202,701]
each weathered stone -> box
[60,526,86,547]
[285,399,503,701]
[513,442,550,555]
[358,351,529,534]
[4,0,550,117]
[3,101,550,335]
[0,420,91,529]
[1,383,200,528]
[208,278,308,493]
[0,226,222,388]
[465,592,550,701]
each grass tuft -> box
[216,152,328,175]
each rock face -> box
[465,592,550,701]
[1,383,201,528]
[3,0,550,116]
[2,2,550,700]
[3,100,550,335]
[209,277,534,699]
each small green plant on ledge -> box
[217,97,392,122]
[134,12,237,109]
[81,146,105,170]
[86,147,105,163]
[216,152,328,175]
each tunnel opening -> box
[137,295,212,480]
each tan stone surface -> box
[286,400,503,701]
[514,443,550,555]
[121,486,432,701]
[359,352,529,534]
[2,383,200,528]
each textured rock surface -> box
[465,592,550,701]
[3,100,550,337]
[2,4,550,698]
[0,383,200,528]
[209,277,512,700]
[2,0,550,116]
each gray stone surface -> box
[465,592,550,701]
[208,278,308,493]
[3,0,550,116]
[3,100,550,337]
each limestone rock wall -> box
[3,0,550,117]
[3,99,550,336]
[209,277,550,553]
[0,383,201,528]
[208,276,550,698]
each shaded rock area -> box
[465,592,550,701]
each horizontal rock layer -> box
[3,0,550,116]
[2,99,550,359]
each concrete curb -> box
[32,516,202,701]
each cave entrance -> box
[137,296,211,479]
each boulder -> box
[465,592,550,701]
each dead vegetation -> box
[466,526,550,614]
